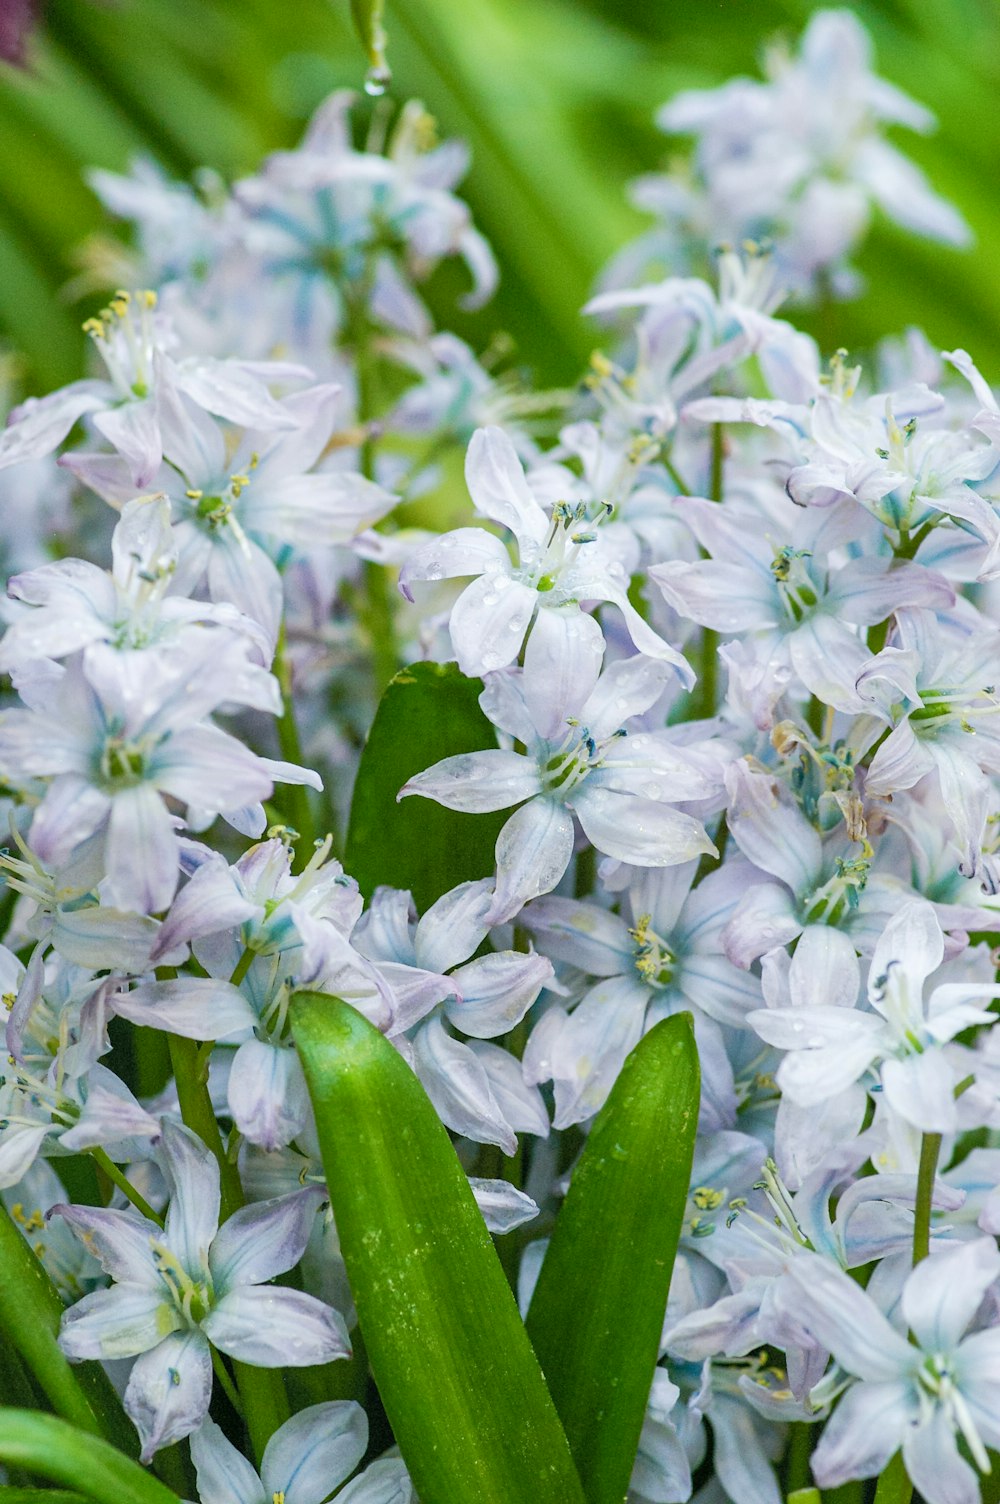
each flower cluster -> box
[0,12,998,1504]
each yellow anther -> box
[248,452,260,470]
[113,289,132,305]
[185,490,203,501]
[141,290,158,309]
[691,1186,724,1211]
[82,317,105,337]
[273,1493,286,1504]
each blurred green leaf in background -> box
[1,0,997,397]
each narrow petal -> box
[103,783,178,915]
[903,1407,980,1504]
[522,606,605,740]
[210,1187,323,1290]
[124,1329,213,1462]
[881,1051,957,1135]
[190,1416,265,1504]
[411,1015,517,1154]
[572,785,716,866]
[902,1237,1000,1352]
[779,1256,915,1380]
[464,426,548,547]
[59,1283,178,1361]
[226,1038,311,1151]
[161,1119,220,1280]
[445,951,552,1038]
[449,573,537,676]
[51,1203,160,1285]
[202,1285,351,1367]
[399,527,511,598]
[399,748,538,813]
[114,978,256,1042]
[811,1380,915,1487]
[486,798,575,925]
[261,1401,368,1504]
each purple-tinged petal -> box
[114,978,256,1042]
[58,1085,160,1152]
[103,783,179,915]
[725,759,822,893]
[125,1329,213,1462]
[48,1197,157,1281]
[903,1406,979,1504]
[521,895,633,976]
[413,878,492,974]
[722,882,801,969]
[572,786,716,866]
[779,1256,915,1380]
[652,559,777,632]
[227,1039,311,1151]
[486,797,575,926]
[0,1123,52,1188]
[810,1379,915,1488]
[161,1119,220,1279]
[864,719,936,798]
[469,1178,540,1234]
[59,1283,177,1361]
[411,1015,517,1154]
[29,778,109,866]
[190,1415,264,1504]
[399,748,538,814]
[0,382,108,470]
[261,1401,368,1504]
[202,1285,350,1367]
[467,1040,550,1137]
[210,1186,323,1290]
[151,857,259,962]
[445,951,552,1038]
[902,1237,1000,1352]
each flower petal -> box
[210,1187,323,1291]
[261,1401,368,1504]
[202,1285,351,1367]
[125,1329,213,1462]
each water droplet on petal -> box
[364,66,392,96]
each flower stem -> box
[275,620,317,856]
[209,1346,244,1416]
[89,1148,163,1227]
[913,1130,942,1266]
[165,1031,245,1222]
[873,1451,912,1504]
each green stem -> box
[229,947,256,988]
[274,621,317,855]
[873,1451,912,1504]
[210,1346,244,1416]
[231,1364,290,1466]
[913,1131,942,1266]
[785,1422,813,1495]
[89,1149,163,1226]
[166,1032,244,1222]
[709,422,724,504]
[344,272,398,693]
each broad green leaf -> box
[344,661,506,910]
[291,991,587,1504]
[526,1013,700,1504]
[0,1206,135,1454]
[0,1412,174,1504]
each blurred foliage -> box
[0,0,997,394]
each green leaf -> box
[0,1206,135,1454]
[344,660,506,910]
[291,991,587,1504]
[525,1013,700,1504]
[0,1413,176,1504]
[0,1492,89,1504]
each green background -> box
[0,0,996,392]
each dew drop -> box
[364,66,392,96]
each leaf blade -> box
[291,990,586,1504]
[525,1012,700,1504]
[0,1412,175,1504]
[344,661,506,910]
